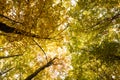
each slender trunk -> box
[25,57,56,80]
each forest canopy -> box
[0,0,120,80]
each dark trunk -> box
[25,57,56,80]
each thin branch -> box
[53,23,69,39]
[48,17,69,39]
[0,22,52,39]
[32,39,48,62]
[0,32,53,40]
[0,54,23,59]
[0,33,16,38]
[86,12,120,31]
[25,57,56,80]
[0,14,23,24]
[0,67,14,75]
[32,0,46,26]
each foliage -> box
[0,0,120,80]
[66,0,120,80]
[0,0,70,80]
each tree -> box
[0,0,120,80]
[66,0,120,80]
[0,0,70,80]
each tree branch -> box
[87,12,120,31]
[0,14,23,24]
[53,23,69,39]
[25,57,56,80]
[0,54,23,59]
[0,67,14,76]
[32,39,48,62]
[0,22,53,39]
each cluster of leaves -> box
[0,0,71,80]
[66,0,120,80]
[0,0,120,80]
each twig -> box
[53,23,69,38]
[0,67,14,75]
[32,39,48,62]
[0,54,23,59]
[86,12,120,31]
[0,33,16,38]
[0,14,23,24]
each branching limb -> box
[0,14,23,24]
[86,12,120,31]
[53,23,69,39]
[32,39,48,62]
[25,57,57,80]
[0,54,23,59]
[0,33,17,38]
[0,67,14,76]
[0,22,54,39]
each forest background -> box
[0,0,120,80]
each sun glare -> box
[71,0,78,6]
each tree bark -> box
[0,22,39,38]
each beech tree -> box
[0,0,70,80]
[65,0,120,80]
[0,0,120,80]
